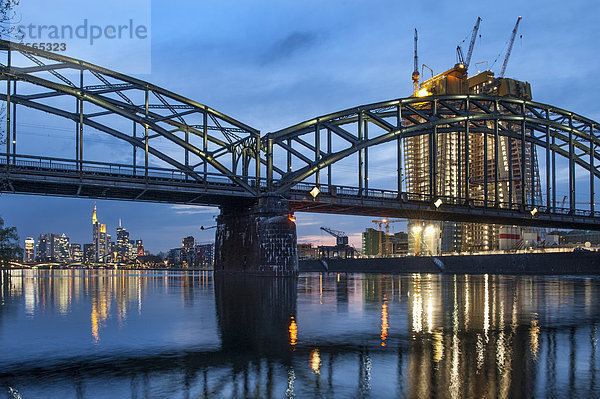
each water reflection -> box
[214,274,297,356]
[0,270,598,398]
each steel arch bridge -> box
[1,39,599,230]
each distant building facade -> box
[363,228,409,257]
[70,243,83,262]
[24,237,35,263]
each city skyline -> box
[23,202,148,261]
[1,0,598,251]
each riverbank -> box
[299,251,600,275]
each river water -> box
[0,269,599,398]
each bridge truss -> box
[1,40,600,229]
[267,96,600,228]
[0,39,262,204]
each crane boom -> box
[499,16,522,78]
[464,16,481,70]
[320,227,349,246]
[412,29,419,93]
[320,226,346,238]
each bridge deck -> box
[2,154,600,230]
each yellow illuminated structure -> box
[92,203,109,262]
[406,57,540,252]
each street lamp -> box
[433,198,443,208]
[310,186,320,199]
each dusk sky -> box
[1,0,599,253]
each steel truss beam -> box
[267,96,600,208]
[0,40,260,194]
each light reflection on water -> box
[0,269,599,398]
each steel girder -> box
[0,40,261,194]
[266,95,600,215]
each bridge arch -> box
[0,40,262,194]
[266,95,600,216]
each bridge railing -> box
[288,182,600,218]
[0,154,237,186]
[3,154,600,218]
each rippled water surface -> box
[1,269,599,398]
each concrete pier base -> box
[214,196,298,276]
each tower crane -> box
[412,29,419,94]
[464,17,481,70]
[499,16,522,78]
[372,218,404,256]
[372,218,404,235]
[320,226,349,246]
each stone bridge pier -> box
[214,195,298,276]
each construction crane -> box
[320,226,349,246]
[499,16,522,78]
[372,218,404,235]
[464,16,481,70]
[412,29,419,93]
[372,219,404,256]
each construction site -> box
[405,16,545,254]
[299,17,578,259]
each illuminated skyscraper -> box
[136,240,144,257]
[83,244,94,263]
[36,233,59,262]
[116,219,130,262]
[92,203,109,262]
[182,236,195,267]
[57,233,70,263]
[405,68,541,251]
[70,243,83,262]
[24,237,35,263]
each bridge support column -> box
[214,196,298,276]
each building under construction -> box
[405,17,542,252]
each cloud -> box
[262,31,321,64]
[170,205,219,215]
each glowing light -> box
[432,330,444,364]
[309,349,321,374]
[288,213,296,222]
[92,203,98,224]
[424,225,435,235]
[380,300,389,346]
[412,225,422,234]
[483,274,489,342]
[411,278,423,333]
[530,207,538,216]
[416,87,431,97]
[310,186,320,198]
[433,198,443,208]
[530,318,540,359]
[289,317,298,346]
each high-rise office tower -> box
[36,233,60,262]
[70,243,83,262]
[57,233,70,263]
[116,219,130,262]
[405,67,541,252]
[92,203,109,262]
[24,237,35,263]
[181,236,195,266]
